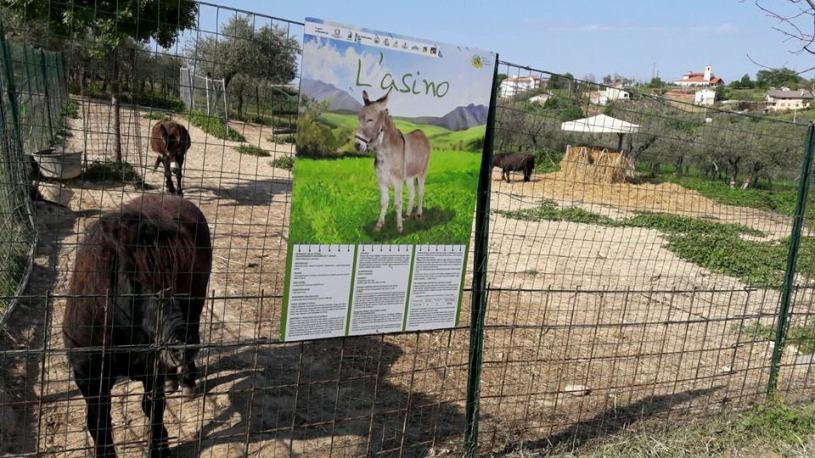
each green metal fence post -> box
[39,50,53,142]
[768,123,815,395]
[0,22,25,182]
[463,55,499,457]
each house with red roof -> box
[673,65,724,87]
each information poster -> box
[282,17,495,341]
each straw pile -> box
[559,145,632,184]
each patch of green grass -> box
[500,200,617,225]
[185,111,246,142]
[61,100,79,119]
[0,252,30,318]
[290,150,479,244]
[742,397,815,444]
[269,156,293,170]
[535,398,815,457]
[740,321,815,354]
[497,200,808,288]
[273,134,296,144]
[668,175,798,217]
[235,144,270,157]
[627,211,764,237]
[534,149,562,173]
[143,111,169,121]
[499,200,761,235]
[82,160,148,188]
[727,88,767,102]
[430,125,485,151]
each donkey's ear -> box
[375,90,389,106]
[362,90,371,105]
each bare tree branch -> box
[752,0,815,72]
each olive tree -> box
[4,0,198,161]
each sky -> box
[300,22,495,117]
[193,0,815,83]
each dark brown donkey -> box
[64,195,211,457]
[150,120,191,195]
[492,152,535,182]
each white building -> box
[674,65,725,87]
[591,86,630,106]
[500,76,547,98]
[528,93,552,105]
[694,89,716,106]
[765,89,814,111]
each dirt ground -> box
[2,99,815,457]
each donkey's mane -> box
[71,204,196,299]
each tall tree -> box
[4,0,198,162]
[756,67,804,89]
[188,15,299,115]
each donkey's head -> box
[140,288,188,370]
[354,90,389,152]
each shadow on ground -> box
[206,178,291,206]
[172,336,464,457]
[364,207,456,242]
[0,201,76,455]
[501,386,723,455]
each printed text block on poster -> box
[285,245,355,341]
[349,245,413,335]
[406,245,466,331]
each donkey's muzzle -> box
[159,336,186,369]
[354,134,369,152]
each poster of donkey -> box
[292,18,496,245]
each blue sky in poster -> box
[301,32,495,118]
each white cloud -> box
[302,39,391,92]
[301,38,495,117]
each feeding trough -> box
[30,147,82,180]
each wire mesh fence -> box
[480,62,814,453]
[0,28,67,326]
[179,66,228,121]
[1,1,815,457]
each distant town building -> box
[590,86,630,106]
[765,89,814,111]
[694,89,716,106]
[528,93,552,105]
[674,65,724,87]
[500,75,547,98]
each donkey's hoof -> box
[180,385,195,397]
[164,379,179,393]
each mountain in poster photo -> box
[300,78,488,131]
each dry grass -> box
[504,399,815,457]
[559,145,632,184]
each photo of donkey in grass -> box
[354,90,431,233]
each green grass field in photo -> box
[290,149,481,244]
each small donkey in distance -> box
[150,119,191,195]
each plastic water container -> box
[31,147,82,180]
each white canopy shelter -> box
[561,114,640,149]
